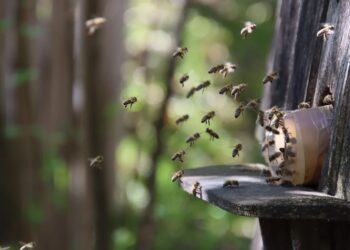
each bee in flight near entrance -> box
[246,98,260,111]
[186,132,201,146]
[186,87,197,98]
[317,23,335,41]
[218,84,233,95]
[85,17,107,35]
[175,114,189,125]
[240,21,257,38]
[195,80,211,92]
[234,104,245,119]
[262,71,278,84]
[88,155,104,170]
[232,144,243,158]
[172,47,188,59]
[223,179,239,188]
[205,128,219,140]
[171,150,186,163]
[179,73,189,87]
[123,97,137,108]
[201,111,215,125]
[171,169,184,184]
[231,83,247,100]
[208,63,237,77]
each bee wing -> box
[316,29,325,37]
[240,27,247,36]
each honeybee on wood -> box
[298,102,311,109]
[186,87,197,98]
[195,80,211,92]
[208,64,224,74]
[19,242,36,250]
[240,21,257,38]
[262,71,278,84]
[267,106,280,120]
[171,169,184,183]
[257,110,266,127]
[192,181,202,198]
[246,98,260,111]
[85,17,107,35]
[171,150,186,163]
[231,83,247,100]
[123,97,137,108]
[277,159,294,169]
[223,179,239,188]
[172,47,188,59]
[261,140,275,152]
[175,114,189,125]
[268,152,282,162]
[232,144,243,158]
[179,73,189,87]
[282,126,291,143]
[186,132,201,146]
[276,168,295,177]
[265,125,280,135]
[220,62,237,77]
[317,23,335,41]
[88,155,104,169]
[265,176,281,184]
[201,111,215,125]
[322,94,334,105]
[205,128,220,140]
[273,112,285,129]
[234,104,245,118]
[218,84,233,95]
[280,147,296,158]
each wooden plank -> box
[259,219,292,250]
[178,165,350,220]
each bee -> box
[223,179,239,188]
[231,83,247,100]
[246,98,260,111]
[208,64,225,74]
[269,152,282,162]
[267,106,279,120]
[19,242,36,250]
[273,112,285,129]
[201,111,215,125]
[219,62,237,77]
[171,169,184,183]
[85,17,107,35]
[234,104,245,119]
[240,21,257,38]
[195,80,211,92]
[186,87,197,98]
[171,150,186,163]
[191,181,202,198]
[277,159,294,169]
[279,147,296,158]
[257,110,266,127]
[186,132,201,146]
[205,128,220,140]
[265,176,281,184]
[232,144,243,158]
[175,114,189,125]
[88,155,104,169]
[262,71,278,84]
[276,168,295,177]
[172,47,188,59]
[298,102,311,109]
[265,125,280,135]
[282,126,291,143]
[261,140,275,152]
[218,84,233,95]
[179,73,189,87]
[316,23,335,41]
[123,97,137,108]
[322,94,334,105]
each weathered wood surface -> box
[179,165,350,220]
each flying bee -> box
[186,87,197,98]
[171,150,186,163]
[279,147,296,158]
[175,114,189,125]
[282,126,291,143]
[192,181,202,198]
[195,80,211,92]
[240,21,257,38]
[19,242,36,250]
[219,62,237,77]
[298,102,311,109]
[232,144,243,158]
[205,128,220,140]
[234,104,245,119]
[261,140,275,152]
[172,47,188,59]
[257,110,266,127]
[208,64,225,74]
[317,23,335,41]
[265,125,280,135]
[85,17,107,35]
[218,84,233,95]
[265,176,281,184]
[268,152,282,162]
[123,97,137,108]
[201,111,215,125]
[263,71,279,84]
[186,132,201,146]
[171,169,184,183]
[179,73,189,87]
[88,155,104,169]
[231,83,247,100]
[246,98,261,111]
[223,179,239,188]
[322,94,334,105]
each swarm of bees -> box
[240,22,257,39]
[86,17,107,35]
[317,23,335,41]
